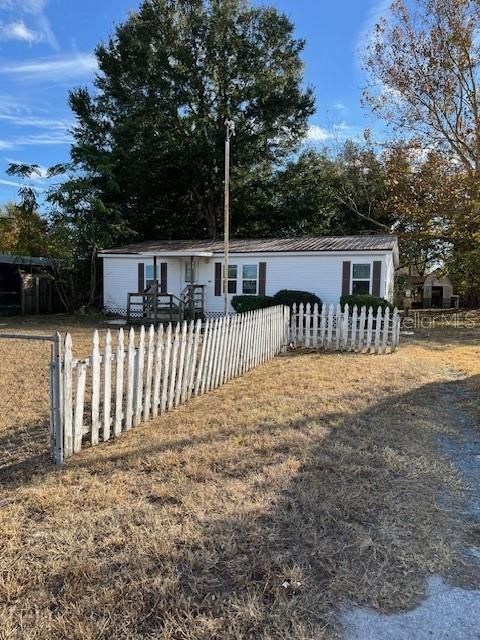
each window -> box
[242,264,257,294]
[185,262,197,283]
[145,265,159,289]
[227,264,237,294]
[352,263,371,295]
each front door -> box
[431,286,443,308]
[184,260,197,285]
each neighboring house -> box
[99,236,399,319]
[0,254,60,315]
[405,269,458,309]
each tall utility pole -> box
[223,118,235,315]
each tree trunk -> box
[88,250,97,307]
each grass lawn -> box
[0,313,479,639]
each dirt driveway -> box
[0,314,479,639]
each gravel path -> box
[341,375,480,640]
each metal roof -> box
[100,236,398,255]
[0,254,55,267]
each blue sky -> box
[0,0,389,206]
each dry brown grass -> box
[0,314,479,639]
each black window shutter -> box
[372,261,382,297]
[160,263,168,294]
[258,262,267,296]
[341,261,351,296]
[214,262,222,296]
[138,263,144,292]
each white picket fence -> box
[290,303,400,354]
[54,305,290,463]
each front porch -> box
[127,282,206,324]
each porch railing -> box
[127,283,185,324]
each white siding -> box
[103,256,182,313]
[103,251,394,315]
[204,253,392,313]
[103,257,138,313]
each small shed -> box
[421,271,455,308]
[0,254,59,315]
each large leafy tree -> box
[68,0,314,241]
[332,139,392,233]
[234,144,393,238]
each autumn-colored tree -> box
[382,146,456,272]
[363,0,480,304]
[0,202,50,257]
[364,0,480,174]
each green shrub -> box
[272,289,322,309]
[340,294,394,312]
[231,295,274,313]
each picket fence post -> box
[374,306,382,354]
[326,304,334,349]
[125,327,135,430]
[187,319,201,400]
[63,333,73,458]
[381,307,390,354]
[204,317,217,392]
[51,331,63,465]
[114,328,125,436]
[305,303,311,347]
[168,323,180,411]
[358,306,366,352]
[350,305,358,352]
[144,324,155,420]
[161,324,172,413]
[283,306,290,352]
[392,307,400,351]
[152,324,164,417]
[319,304,326,348]
[175,321,188,407]
[290,303,297,345]
[73,360,86,453]
[91,330,101,445]
[103,329,112,441]
[342,304,349,350]
[196,318,210,396]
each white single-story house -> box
[99,235,399,319]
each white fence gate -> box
[290,303,400,354]
[53,305,290,464]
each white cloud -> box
[0,1,47,10]
[333,121,352,132]
[0,177,46,191]
[305,121,365,146]
[0,53,98,80]
[0,113,72,130]
[0,131,72,150]
[12,131,73,145]
[0,0,58,50]
[0,94,31,116]
[0,20,42,43]
[334,101,346,111]
[306,125,331,142]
